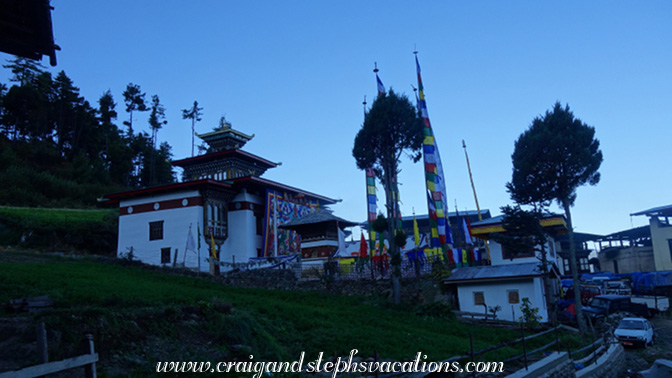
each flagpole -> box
[274,190,278,257]
[183,223,192,265]
[197,222,201,272]
[462,140,482,222]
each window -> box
[161,247,171,264]
[563,258,570,273]
[473,291,485,306]
[508,290,520,304]
[149,221,164,241]
[579,258,589,271]
[205,201,227,239]
[668,239,672,262]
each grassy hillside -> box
[0,251,581,377]
[0,206,117,254]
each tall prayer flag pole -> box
[463,139,490,263]
[462,140,482,222]
[415,51,452,259]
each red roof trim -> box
[104,179,231,200]
[171,149,277,168]
[230,176,338,204]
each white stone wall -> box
[221,191,263,264]
[118,190,209,272]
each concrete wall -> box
[598,246,655,274]
[506,352,574,378]
[456,278,549,322]
[651,218,672,271]
[505,343,625,378]
[575,343,624,378]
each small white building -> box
[104,123,339,273]
[444,214,565,323]
[444,262,558,322]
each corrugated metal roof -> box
[631,204,672,217]
[443,262,544,283]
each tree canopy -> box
[182,100,203,157]
[506,101,603,335]
[0,58,175,207]
[352,89,424,303]
[507,102,602,209]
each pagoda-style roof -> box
[279,209,357,229]
[196,126,254,151]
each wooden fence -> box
[0,324,97,378]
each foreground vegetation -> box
[0,250,583,376]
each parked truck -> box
[631,295,670,314]
[582,295,650,323]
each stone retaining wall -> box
[575,343,624,378]
[506,352,574,378]
[505,342,625,378]
[216,268,447,304]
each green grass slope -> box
[0,251,579,376]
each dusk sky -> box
[2,1,670,238]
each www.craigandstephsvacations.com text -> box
[156,349,505,377]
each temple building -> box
[104,121,339,273]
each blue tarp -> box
[631,271,672,293]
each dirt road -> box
[619,316,672,377]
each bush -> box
[519,298,541,329]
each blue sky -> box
[1,1,670,238]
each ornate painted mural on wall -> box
[263,189,319,257]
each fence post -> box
[469,332,476,378]
[84,334,97,378]
[554,321,560,353]
[374,350,379,378]
[520,324,528,371]
[36,322,48,363]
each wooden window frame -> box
[161,247,171,264]
[149,221,164,241]
[508,289,520,304]
[473,291,485,306]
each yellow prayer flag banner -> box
[424,136,434,145]
[413,217,420,246]
[210,233,218,260]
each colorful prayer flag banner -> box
[376,73,385,97]
[417,55,452,253]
